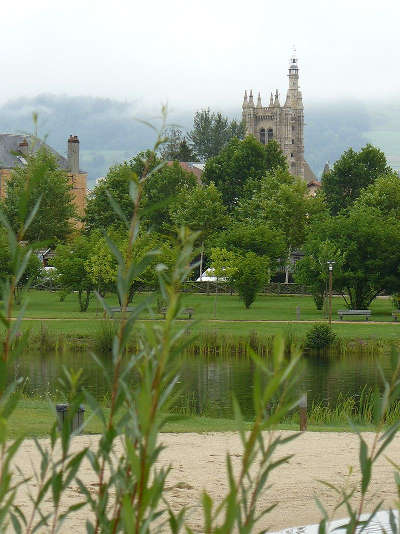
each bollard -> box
[299,393,307,431]
[296,305,301,321]
[56,404,85,434]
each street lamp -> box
[327,261,335,326]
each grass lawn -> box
[17,290,399,322]
[8,399,373,439]
[5,290,400,342]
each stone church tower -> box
[242,53,314,181]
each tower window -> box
[292,139,295,144]
[290,153,294,158]
[267,128,273,142]
[259,128,266,145]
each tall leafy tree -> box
[52,235,95,312]
[169,183,229,277]
[303,206,400,309]
[159,127,197,161]
[322,144,392,215]
[142,161,197,232]
[188,108,245,161]
[237,168,312,282]
[353,172,400,217]
[294,240,344,310]
[202,137,283,210]
[3,148,75,244]
[85,153,197,233]
[216,222,286,272]
[85,163,136,232]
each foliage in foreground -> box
[1,122,400,533]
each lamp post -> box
[327,261,335,326]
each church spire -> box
[274,89,280,107]
[242,90,248,109]
[248,89,254,107]
[270,92,274,106]
[256,92,262,108]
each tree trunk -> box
[284,248,291,284]
[79,289,91,312]
[199,242,204,281]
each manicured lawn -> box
[14,290,400,322]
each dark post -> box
[56,404,85,434]
[299,393,307,431]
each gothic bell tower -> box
[242,52,307,180]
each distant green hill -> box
[0,95,398,184]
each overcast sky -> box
[1,0,399,112]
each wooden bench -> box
[338,310,371,321]
[160,307,194,320]
[392,310,400,321]
[110,307,135,313]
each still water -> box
[12,349,393,418]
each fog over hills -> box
[0,95,398,186]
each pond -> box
[12,349,393,419]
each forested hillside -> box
[0,94,398,184]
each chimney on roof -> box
[18,138,29,157]
[67,135,80,174]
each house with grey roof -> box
[0,134,87,217]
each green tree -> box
[354,171,400,217]
[209,247,239,283]
[0,233,42,303]
[305,206,400,309]
[84,230,176,304]
[322,144,392,215]
[84,232,116,296]
[3,148,75,244]
[216,222,286,272]
[232,252,269,309]
[188,108,245,161]
[159,127,198,161]
[85,164,136,232]
[142,161,197,232]
[85,153,197,233]
[294,240,344,310]
[238,169,311,282]
[53,235,95,311]
[203,137,286,210]
[169,183,229,278]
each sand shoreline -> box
[11,431,400,532]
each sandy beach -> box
[11,431,400,532]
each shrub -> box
[304,323,336,350]
[94,319,118,353]
[233,252,269,309]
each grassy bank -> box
[2,290,400,353]
[10,389,396,439]
[6,319,400,356]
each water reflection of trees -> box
[13,350,393,417]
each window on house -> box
[259,128,266,144]
[267,128,273,142]
[291,153,294,157]
[292,139,295,144]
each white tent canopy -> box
[195,268,227,282]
